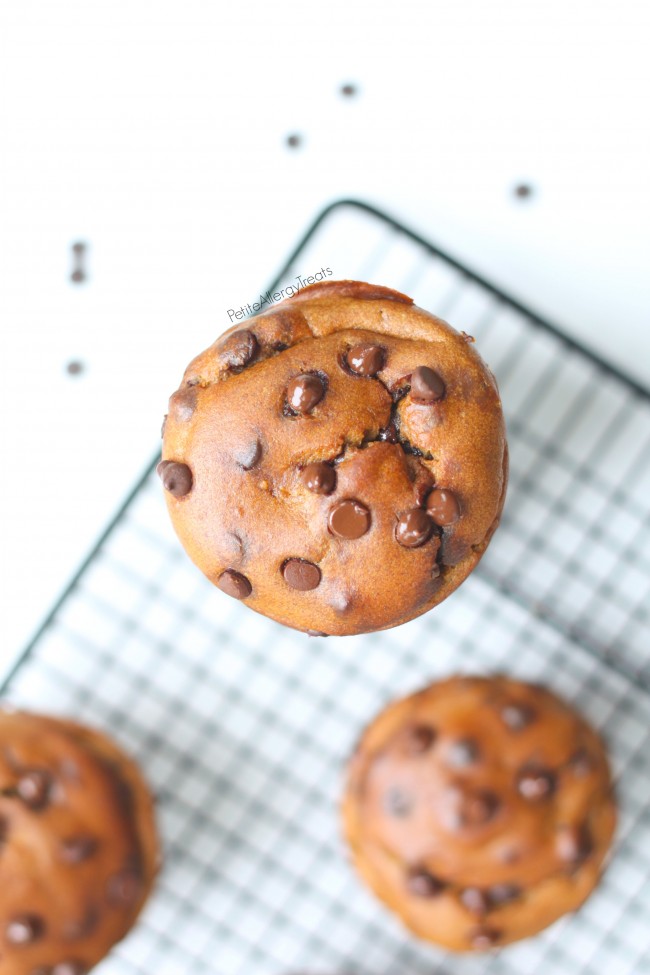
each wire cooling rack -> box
[3,201,650,975]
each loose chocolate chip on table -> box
[447,738,480,767]
[219,329,258,368]
[556,824,593,866]
[346,342,385,377]
[469,926,502,949]
[17,769,52,810]
[301,462,336,495]
[460,887,490,916]
[426,488,460,525]
[383,786,413,818]
[286,373,326,413]
[6,914,45,944]
[395,508,434,548]
[328,499,371,539]
[404,724,436,754]
[406,867,446,898]
[217,569,252,600]
[488,883,521,906]
[517,767,556,801]
[409,366,445,404]
[500,702,536,730]
[106,868,142,907]
[158,461,193,498]
[235,439,262,470]
[282,559,321,591]
[60,835,99,864]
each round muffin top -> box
[342,675,616,951]
[0,709,159,975]
[160,280,507,636]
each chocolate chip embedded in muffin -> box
[342,675,616,952]
[161,279,507,636]
[217,569,252,599]
[0,709,159,975]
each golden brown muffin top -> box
[342,676,616,951]
[161,281,507,635]
[0,709,159,975]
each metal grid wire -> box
[3,201,650,975]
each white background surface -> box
[1,0,649,672]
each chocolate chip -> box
[426,488,460,525]
[17,769,52,810]
[328,499,371,539]
[447,738,480,767]
[405,868,446,897]
[171,386,197,422]
[409,366,445,404]
[52,962,87,975]
[465,790,500,826]
[63,906,100,940]
[469,927,502,950]
[219,329,258,368]
[301,462,336,495]
[379,419,399,443]
[460,887,490,916]
[158,460,193,497]
[0,814,8,846]
[568,748,595,777]
[60,835,99,864]
[517,767,556,801]
[217,569,252,599]
[395,508,434,548]
[160,414,167,438]
[286,373,326,413]
[556,824,593,867]
[235,439,262,470]
[306,629,328,637]
[500,702,536,731]
[404,724,436,754]
[346,343,385,377]
[383,787,413,818]
[6,914,45,944]
[106,868,142,907]
[488,883,522,906]
[282,558,321,590]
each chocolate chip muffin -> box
[0,708,160,974]
[160,280,507,636]
[342,676,616,951]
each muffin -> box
[0,708,160,974]
[160,280,507,636]
[342,676,616,951]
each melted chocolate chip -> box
[106,868,142,907]
[410,366,445,404]
[63,906,100,940]
[556,824,593,867]
[282,559,321,591]
[469,927,502,950]
[404,724,436,754]
[286,373,326,413]
[460,887,490,916]
[219,329,258,368]
[383,787,413,818]
[217,569,252,600]
[517,767,556,801]
[488,883,522,906]
[500,702,536,731]
[328,499,370,539]
[17,769,52,810]
[158,461,193,497]
[60,835,99,864]
[447,738,480,768]
[405,868,446,897]
[395,508,434,548]
[52,962,87,975]
[426,488,460,525]
[301,462,336,495]
[6,914,45,944]
[568,748,595,777]
[346,343,385,377]
[306,629,329,637]
[235,439,262,470]
[445,787,500,830]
